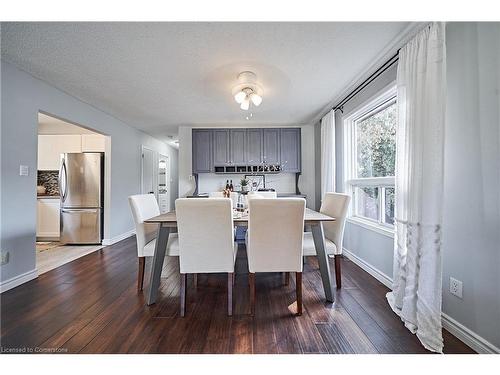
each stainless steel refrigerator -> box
[59,153,104,244]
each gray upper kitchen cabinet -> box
[192,129,213,173]
[229,129,246,164]
[246,129,263,165]
[263,129,280,165]
[213,129,230,165]
[280,128,301,172]
[192,127,301,173]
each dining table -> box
[144,207,336,306]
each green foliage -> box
[356,103,397,178]
[355,103,397,224]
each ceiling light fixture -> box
[232,71,263,111]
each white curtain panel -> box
[386,22,447,353]
[320,109,336,198]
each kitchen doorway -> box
[36,112,111,274]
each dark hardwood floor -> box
[0,236,474,354]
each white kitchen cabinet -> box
[37,135,82,170]
[81,134,105,152]
[36,198,61,239]
[158,194,169,214]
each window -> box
[344,86,396,235]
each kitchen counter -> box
[37,195,60,199]
[187,193,307,199]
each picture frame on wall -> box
[245,174,265,191]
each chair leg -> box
[284,272,290,286]
[180,273,187,317]
[334,255,342,289]
[227,273,233,316]
[296,272,303,316]
[249,272,256,317]
[137,257,145,291]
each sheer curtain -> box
[321,109,336,198]
[386,22,447,353]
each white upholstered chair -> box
[247,190,277,199]
[302,192,350,288]
[209,191,239,208]
[246,198,306,316]
[128,194,179,291]
[175,198,238,316]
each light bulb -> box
[250,93,262,106]
[240,98,250,111]
[234,91,246,104]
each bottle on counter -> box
[225,180,230,190]
[229,180,234,191]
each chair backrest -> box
[175,198,235,273]
[247,190,277,199]
[209,191,239,207]
[247,198,305,273]
[320,193,351,252]
[128,194,160,257]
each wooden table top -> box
[145,208,336,225]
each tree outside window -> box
[344,87,397,232]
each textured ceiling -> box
[2,22,412,141]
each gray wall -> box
[441,22,500,350]
[323,23,500,350]
[1,60,178,283]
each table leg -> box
[311,223,334,302]
[146,225,170,305]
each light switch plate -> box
[1,251,9,266]
[19,165,29,176]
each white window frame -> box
[343,84,397,238]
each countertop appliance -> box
[59,152,104,244]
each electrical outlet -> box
[1,251,10,266]
[450,277,463,299]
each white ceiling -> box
[2,22,414,142]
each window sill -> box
[346,217,395,239]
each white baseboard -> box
[102,229,135,246]
[342,247,393,288]
[342,246,499,354]
[0,268,38,293]
[442,313,500,354]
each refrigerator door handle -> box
[59,157,68,202]
[63,159,68,202]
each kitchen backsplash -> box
[37,170,59,196]
[198,173,296,194]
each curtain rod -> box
[332,50,400,114]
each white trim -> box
[342,247,393,288]
[0,268,38,293]
[102,229,135,246]
[442,313,500,354]
[347,217,395,238]
[347,176,395,187]
[343,246,499,354]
